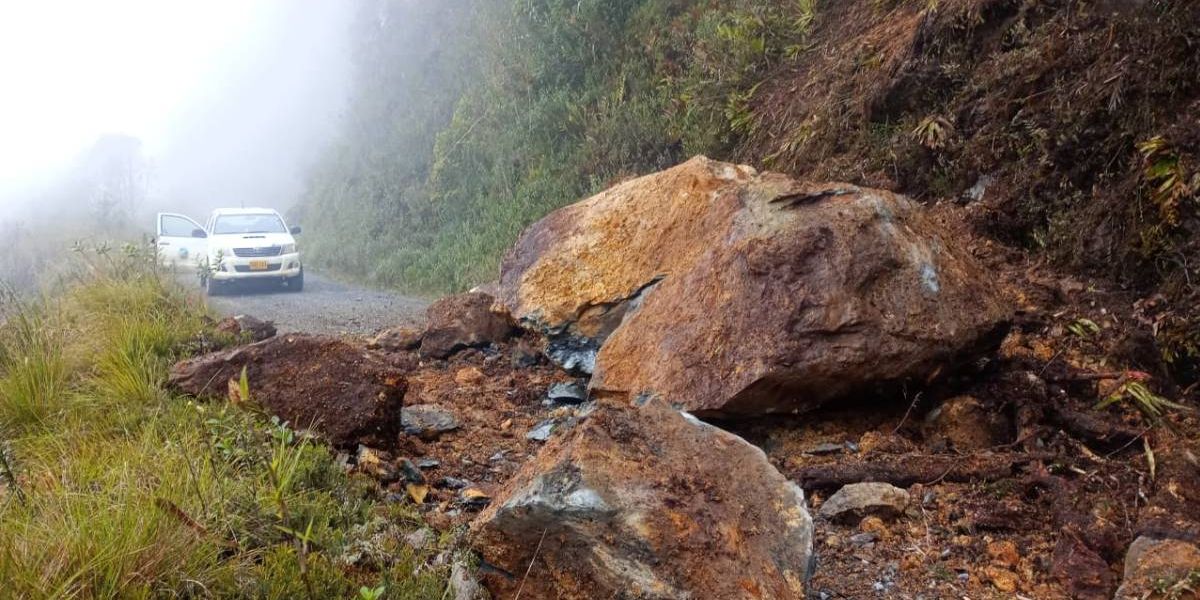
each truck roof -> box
[209,207,282,216]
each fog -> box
[0,0,353,229]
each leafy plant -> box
[359,584,387,600]
[1095,380,1193,425]
[1137,136,1196,227]
[1067,317,1101,338]
[912,115,954,150]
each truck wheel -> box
[286,270,304,293]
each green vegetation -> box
[0,244,451,598]
[296,0,815,294]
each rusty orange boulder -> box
[168,335,406,447]
[469,398,814,599]
[499,156,1010,415]
[419,292,516,359]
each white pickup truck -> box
[156,207,304,295]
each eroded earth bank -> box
[172,158,1200,599]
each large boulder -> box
[420,292,516,359]
[168,335,406,447]
[470,398,814,599]
[499,156,1010,415]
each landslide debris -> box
[176,159,1200,599]
[500,156,1010,416]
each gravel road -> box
[204,271,428,336]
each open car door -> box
[156,212,208,268]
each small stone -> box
[500,418,513,430]
[804,442,843,455]
[547,381,588,404]
[450,560,484,600]
[819,482,910,522]
[404,528,433,551]
[849,532,877,546]
[526,419,556,442]
[368,326,422,351]
[355,445,398,482]
[987,540,1020,568]
[984,566,1018,593]
[455,366,486,386]
[215,314,277,341]
[415,458,440,469]
[489,451,506,462]
[824,534,842,548]
[460,487,491,508]
[402,404,461,439]
[397,458,426,484]
[438,476,470,490]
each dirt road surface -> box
[204,271,428,335]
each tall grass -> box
[0,243,451,599]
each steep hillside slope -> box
[296,0,1199,380]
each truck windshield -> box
[212,214,287,235]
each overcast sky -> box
[0,0,353,222]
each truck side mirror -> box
[289,226,302,235]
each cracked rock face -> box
[469,398,814,600]
[499,156,1010,415]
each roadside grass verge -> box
[0,244,451,599]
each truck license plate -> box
[248,259,269,271]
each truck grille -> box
[232,246,282,257]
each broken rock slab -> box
[401,404,461,440]
[470,398,814,599]
[214,314,277,342]
[168,335,405,448]
[498,156,1010,416]
[368,325,423,352]
[419,292,516,359]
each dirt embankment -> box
[741,0,1200,384]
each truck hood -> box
[208,232,296,251]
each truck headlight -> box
[281,243,296,254]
